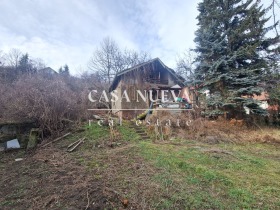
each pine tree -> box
[58,64,70,76]
[58,67,63,74]
[194,0,279,117]
[18,53,35,74]
[63,64,70,75]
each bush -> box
[0,73,93,136]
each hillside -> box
[1,122,280,209]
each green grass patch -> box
[116,121,141,142]
[85,123,110,141]
[138,141,280,209]
[62,124,280,209]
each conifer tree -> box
[63,64,70,76]
[194,0,279,117]
[58,64,70,76]
[18,53,36,74]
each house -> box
[109,58,196,119]
[243,92,279,114]
[39,67,58,76]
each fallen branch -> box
[41,132,71,147]
[67,139,82,149]
[67,137,85,152]
[85,190,90,210]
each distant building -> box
[39,67,58,76]
[244,92,279,114]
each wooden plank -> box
[41,132,71,147]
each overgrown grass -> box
[60,122,143,170]
[59,124,280,209]
[138,141,280,209]
[85,123,109,138]
[116,123,141,142]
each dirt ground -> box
[0,146,125,210]
[0,138,164,209]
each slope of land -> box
[0,123,280,209]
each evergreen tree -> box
[58,64,70,76]
[58,66,63,74]
[18,53,36,74]
[194,0,279,117]
[63,64,69,75]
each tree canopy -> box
[194,0,279,117]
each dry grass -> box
[146,110,280,145]
[1,122,280,209]
[0,147,118,210]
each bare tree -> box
[0,50,5,66]
[5,48,22,68]
[176,49,196,82]
[88,37,121,84]
[121,49,150,70]
[32,58,46,70]
[88,37,151,84]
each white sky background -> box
[0,0,278,74]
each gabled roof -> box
[40,67,57,74]
[109,58,185,92]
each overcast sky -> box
[0,0,199,74]
[0,0,278,74]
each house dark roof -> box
[40,67,57,74]
[109,58,185,92]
